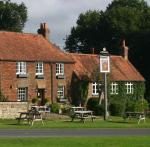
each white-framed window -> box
[36,62,44,75]
[57,85,65,98]
[56,63,64,75]
[17,88,27,101]
[125,82,134,94]
[110,82,118,95]
[92,82,102,96]
[16,62,26,75]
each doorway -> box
[37,89,45,105]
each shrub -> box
[31,98,39,104]
[125,98,149,112]
[86,98,104,115]
[43,98,50,105]
[50,103,60,113]
[109,102,125,116]
[134,99,149,112]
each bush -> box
[125,98,149,112]
[109,102,125,116]
[31,98,39,104]
[50,103,60,113]
[86,98,104,115]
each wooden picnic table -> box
[124,111,145,124]
[70,109,95,123]
[16,109,44,126]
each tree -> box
[0,0,27,32]
[64,0,150,101]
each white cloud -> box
[10,0,113,48]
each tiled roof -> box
[0,31,74,63]
[69,53,144,81]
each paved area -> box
[0,128,150,137]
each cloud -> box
[11,0,150,49]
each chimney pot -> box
[37,22,50,41]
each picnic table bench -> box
[124,112,145,124]
[69,107,96,123]
[16,108,44,126]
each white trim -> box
[110,82,118,95]
[57,85,65,98]
[125,82,134,94]
[36,62,44,75]
[56,63,64,75]
[16,62,26,75]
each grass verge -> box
[0,136,150,147]
[0,116,149,129]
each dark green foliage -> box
[50,103,60,113]
[86,98,104,115]
[65,0,150,101]
[108,81,146,116]
[0,0,27,32]
[70,74,89,106]
[31,98,38,104]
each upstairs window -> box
[125,82,134,94]
[36,62,44,75]
[16,62,26,75]
[17,87,27,101]
[56,63,64,75]
[110,82,118,95]
[92,82,102,96]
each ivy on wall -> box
[108,81,146,115]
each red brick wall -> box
[51,63,74,103]
[0,61,74,103]
[0,61,51,102]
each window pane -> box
[36,62,43,75]
[56,63,64,75]
[17,88,27,101]
[16,62,26,75]
[57,85,64,98]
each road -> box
[0,128,150,137]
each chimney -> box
[37,23,50,41]
[121,39,129,60]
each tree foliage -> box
[65,0,150,101]
[0,0,27,32]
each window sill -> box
[16,74,28,78]
[36,75,44,79]
[56,75,65,79]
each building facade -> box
[0,23,74,104]
[0,24,145,107]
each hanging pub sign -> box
[100,55,110,73]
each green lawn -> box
[0,116,150,129]
[0,137,149,147]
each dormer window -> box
[16,62,27,77]
[56,63,64,76]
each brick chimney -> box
[121,39,129,60]
[37,23,50,41]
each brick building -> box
[0,23,74,104]
[0,23,145,107]
[68,42,145,105]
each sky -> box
[11,0,150,48]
